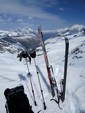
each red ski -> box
[38,27,55,97]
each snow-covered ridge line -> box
[42,24,85,40]
[0,28,35,37]
[0,28,40,53]
[0,24,85,53]
[42,24,85,33]
[0,24,85,39]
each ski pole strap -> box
[30,50,36,58]
[17,51,31,63]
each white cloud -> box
[0,0,68,30]
[0,15,12,23]
[0,18,4,22]
[28,16,34,20]
[0,16,4,23]
[59,8,65,11]
[0,1,66,22]
[17,18,23,23]
[7,17,12,22]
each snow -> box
[0,28,37,38]
[0,31,85,113]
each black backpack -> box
[4,85,34,113]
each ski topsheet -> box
[61,38,69,102]
[38,27,55,97]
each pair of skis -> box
[38,28,69,105]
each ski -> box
[61,38,69,102]
[50,38,69,108]
[38,27,55,97]
[50,65,62,109]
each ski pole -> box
[34,58,46,110]
[25,58,37,106]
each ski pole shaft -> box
[25,58,30,74]
[34,58,46,110]
[29,75,37,106]
[25,58,37,106]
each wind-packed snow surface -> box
[0,33,85,113]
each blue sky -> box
[0,0,85,30]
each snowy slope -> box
[0,25,85,113]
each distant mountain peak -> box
[0,28,39,53]
[43,24,85,40]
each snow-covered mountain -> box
[0,24,85,113]
[0,28,39,53]
[0,24,85,53]
[43,24,85,40]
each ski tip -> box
[65,38,69,43]
[38,26,42,32]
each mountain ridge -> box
[0,28,40,53]
[0,24,85,53]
